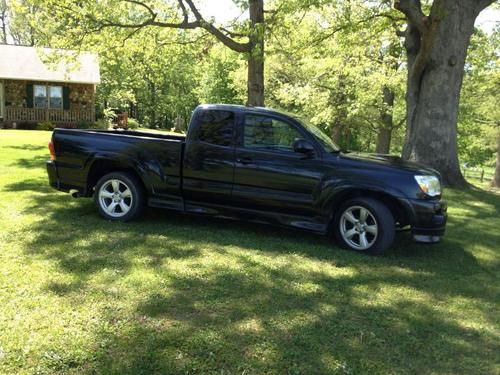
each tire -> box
[94,172,145,221]
[333,197,395,255]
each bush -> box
[37,121,55,131]
[93,119,110,130]
[76,121,94,129]
[0,122,13,129]
[15,122,38,130]
[127,118,140,129]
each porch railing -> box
[5,107,95,123]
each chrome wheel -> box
[98,179,133,218]
[340,205,378,250]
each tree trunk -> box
[148,80,156,128]
[397,0,492,188]
[0,7,7,44]
[376,86,395,154]
[492,130,500,188]
[376,128,392,154]
[247,0,264,106]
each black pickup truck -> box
[46,104,447,254]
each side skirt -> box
[148,197,328,234]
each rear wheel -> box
[94,172,145,221]
[334,198,395,255]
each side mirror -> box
[293,139,315,156]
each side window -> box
[244,115,302,152]
[196,110,234,146]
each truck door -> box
[232,114,324,217]
[182,109,236,207]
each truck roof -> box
[196,104,298,119]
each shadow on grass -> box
[3,178,52,192]
[5,144,47,152]
[10,155,48,169]
[22,187,500,374]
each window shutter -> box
[26,84,34,108]
[63,86,70,110]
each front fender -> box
[317,177,408,218]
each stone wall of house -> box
[4,80,95,111]
[68,83,95,111]
[4,80,26,107]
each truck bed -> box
[60,128,186,142]
[50,128,186,198]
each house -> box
[0,44,100,126]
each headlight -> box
[414,175,441,197]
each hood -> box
[340,152,440,176]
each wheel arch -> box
[85,158,148,197]
[326,188,410,232]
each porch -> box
[4,107,95,123]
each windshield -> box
[295,118,340,153]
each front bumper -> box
[400,198,447,243]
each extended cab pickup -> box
[46,104,447,254]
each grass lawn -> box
[0,129,499,374]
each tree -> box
[0,0,7,43]
[457,28,499,171]
[394,0,496,187]
[494,131,500,188]
[1,0,40,45]
[94,27,202,129]
[31,0,265,106]
[266,1,406,153]
[196,45,242,105]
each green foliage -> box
[266,0,406,152]
[457,28,499,167]
[37,121,55,131]
[93,119,110,130]
[103,107,117,121]
[13,122,38,130]
[76,121,95,129]
[196,46,243,105]
[127,118,140,129]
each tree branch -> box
[182,0,250,53]
[90,16,200,31]
[87,0,250,53]
[394,0,427,34]
[220,27,247,38]
[478,0,497,12]
[313,12,404,46]
[123,0,156,18]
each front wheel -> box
[333,198,395,255]
[94,172,145,221]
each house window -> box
[34,85,63,109]
[34,85,47,108]
[49,86,63,109]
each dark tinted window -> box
[244,115,302,153]
[196,110,234,146]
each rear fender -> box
[84,154,153,195]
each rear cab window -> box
[193,110,235,147]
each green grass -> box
[0,129,499,374]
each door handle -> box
[236,157,253,165]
